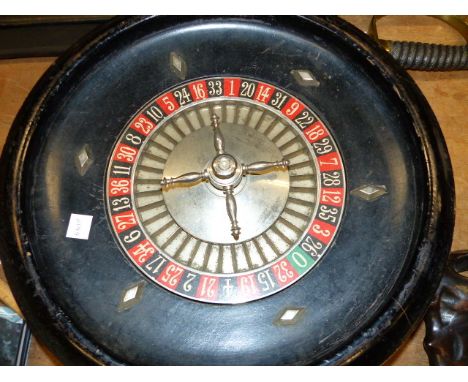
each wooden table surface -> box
[0,16,466,365]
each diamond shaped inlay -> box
[275,307,305,326]
[78,151,88,168]
[291,69,320,87]
[118,281,145,312]
[75,144,93,176]
[123,285,139,302]
[170,51,187,80]
[351,184,387,201]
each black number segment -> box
[239,79,258,99]
[294,110,316,129]
[321,171,344,188]
[206,79,224,97]
[173,86,193,106]
[111,163,132,178]
[144,104,166,124]
[299,234,325,260]
[268,89,289,111]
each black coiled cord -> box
[386,40,468,71]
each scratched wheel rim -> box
[0,16,454,365]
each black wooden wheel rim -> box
[0,16,455,365]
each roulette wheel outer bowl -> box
[0,16,455,365]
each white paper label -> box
[66,213,93,240]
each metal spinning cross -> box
[161,114,289,240]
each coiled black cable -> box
[385,41,467,71]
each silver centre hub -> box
[212,154,237,178]
[162,121,290,244]
[208,154,243,190]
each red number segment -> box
[281,98,305,120]
[320,188,345,207]
[188,80,209,101]
[272,260,299,287]
[318,152,342,172]
[130,114,157,136]
[157,262,184,289]
[196,276,219,301]
[129,239,156,266]
[236,274,259,300]
[303,121,329,143]
[111,210,137,234]
[253,83,275,104]
[156,92,180,115]
[309,219,336,245]
[108,178,131,197]
[113,143,138,164]
[223,78,241,97]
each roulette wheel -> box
[0,16,456,365]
